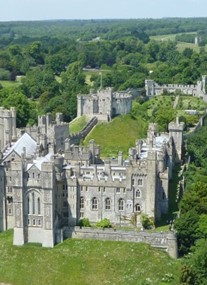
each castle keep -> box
[0,105,184,248]
[77,88,132,121]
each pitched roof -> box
[3,133,37,160]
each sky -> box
[1,0,207,22]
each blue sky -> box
[1,0,207,21]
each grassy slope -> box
[69,115,89,134]
[0,230,180,285]
[83,114,148,158]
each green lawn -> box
[150,32,197,42]
[83,114,148,158]
[176,42,201,53]
[0,230,181,285]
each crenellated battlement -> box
[145,75,207,99]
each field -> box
[83,114,147,158]
[150,32,207,52]
[0,230,181,285]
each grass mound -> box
[83,114,148,158]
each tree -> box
[154,107,175,132]
[180,239,207,285]
[0,87,36,127]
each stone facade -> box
[145,75,207,100]
[77,88,132,121]
[0,107,184,249]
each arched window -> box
[37,197,41,215]
[118,198,124,211]
[80,197,84,209]
[136,189,141,198]
[92,197,98,210]
[135,203,141,212]
[105,198,111,210]
[32,192,35,214]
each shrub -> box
[78,218,91,227]
[140,213,154,229]
[96,218,112,229]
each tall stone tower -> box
[168,118,185,161]
[146,149,157,219]
[0,107,17,150]
[12,159,25,246]
[145,80,155,97]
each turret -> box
[146,150,157,219]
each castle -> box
[145,75,207,101]
[77,87,132,121]
[0,103,184,248]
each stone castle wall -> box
[64,227,178,259]
[69,117,98,145]
[145,75,207,99]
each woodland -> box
[1,18,207,284]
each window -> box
[7,196,13,204]
[138,179,142,186]
[136,189,141,198]
[80,197,84,209]
[37,197,41,215]
[92,197,98,210]
[132,179,135,186]
[116,187,120,193]
[33,219,35,225]
[63,201,68,207]
[32,192,35,214]
[135,203,141,212]
[118,198,124,211]
[80,212,84,218]
[105,198,111,210]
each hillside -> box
[0,230,180,285]
[83,114,148,158]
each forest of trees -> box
[1,18,207,126]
